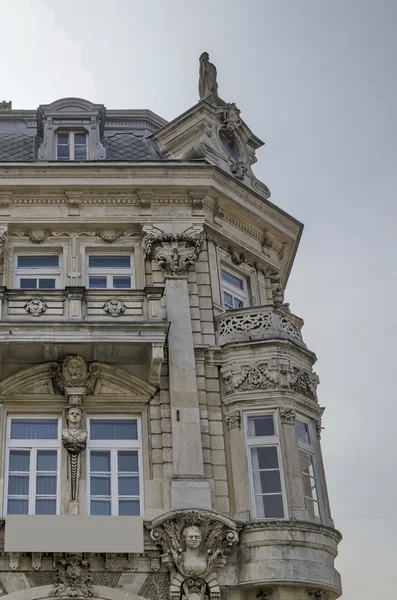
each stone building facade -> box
[0,55,341,600]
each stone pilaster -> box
[279,408,308,521]
[142,225,211,509]
[225,410,251,520]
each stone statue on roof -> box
[199,52,219,101]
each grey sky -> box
[1,0,396,597]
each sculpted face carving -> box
[183,526,202,550]
[66,406,82,429]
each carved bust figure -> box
[62,407,87,454]
[180,526,208,576]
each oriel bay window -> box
[14,254,61,289]
[296,418,322,521]
[87,255,133,289]
[5,417,60,515]
[245,413,286,519]
[87,418,142,516]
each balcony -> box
[215,304,306,348]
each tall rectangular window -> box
[221,268,249,311]
[14,254,61,289]
[86,255,133,290]
[5,418,60,515]
[245,413,286,519]
[87,418,141,516]
[296,418,322,521]
[56,132,87,161]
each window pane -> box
[74,133,86,145]
[260,494,285,518]
[8,475,29,495]
[90,451,111,472]
[74,146,87,160]
[9,450,30,471]
[233,298,244,309]
[35,499,56,515]
[10,419,58,440]
[88,276,107,289]
[221,269,244,290]
[91,500,111,515]
[7,499,28,514]
[118,476,139,496]
[253,470,282,494]
[90,476,111,496]
[38,279,56,289]
[90,420,138,440]
[37,450,57,471]
[36,475,56,495]
[57,148,70,160]
[89,256,131,268]
[119,499,139,516]
[113,276,131,289]
[251,446,279,470]
[57,133,69,144]
[20,278,37,289]
[224,292,234,309]
[296,420,311,444]
[118,451,139,472]
[247,415,275,437]
[17,255,59,268]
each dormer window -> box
[56,132,87,161]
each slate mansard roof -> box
[0,99,168,162]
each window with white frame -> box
[14,254,62,290]
[296,418,322,521]
[5,417,60,515]
[87,418,142,516]
[56,131,87,161]
[245,413,286,519]
[86,255,133,290]
[221,268,249,311]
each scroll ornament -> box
[149,510,240,600]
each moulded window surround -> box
[4,416,61,516]
[86,254,134,290]
[56,131,87,161]
[86,416,143,516]
[221,267,250,311]
[14,253,62,290]
[296,417,323,522]
[244,412,287,520]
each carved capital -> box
[51,553,93,598]
[225,411,241,429]
[279,408,296,424]
[148,509,240,600]
[142,225,203,276]
[307,590,328,600]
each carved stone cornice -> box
[242,519,342,544]
[142,225,203,276]
[147,509,241,600]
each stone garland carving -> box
[102,298,126,317]
[307,590,328,600]
[315,418,323,439]
[225,411,241,429]
[279,408,296,424]
[24,298,48,317]
[51,355,100,396]
[51,553,93,598]
[14,229,133,243]
[142,226,203,276]
[206,235,264,274]
[149,510,240,600]
[222,359,319,402]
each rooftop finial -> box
[199,52,219,101]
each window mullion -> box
[111,449,118,515]
[30,448,36,515]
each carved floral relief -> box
[51,553,93,598]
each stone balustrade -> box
[215,304,306,347]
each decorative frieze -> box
[12,229,134,243]
[149,510,240,600]
[142,225,203,276]
[221,358,319,402]
[52,553,93,598]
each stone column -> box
[142,225,211,510]
[279,408,308,521]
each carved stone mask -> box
[183,526,202,550]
